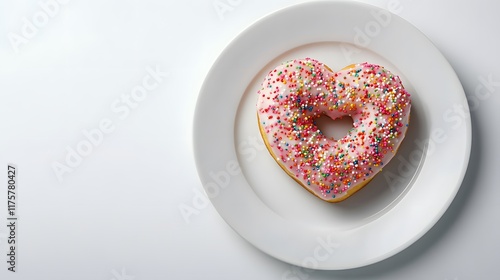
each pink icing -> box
[256,58,411,202]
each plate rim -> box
[193,0,471,270]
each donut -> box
[256,58,411,202]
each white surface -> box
[194,1,470,270]
[0,0,498,279]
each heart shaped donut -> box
[256,58,411,202]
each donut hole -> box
[314,114,354,140]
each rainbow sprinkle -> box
[256,58,411,201]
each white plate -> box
[194,1,471,270]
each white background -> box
[0,0,499,279]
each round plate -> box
[193,1,471,270]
